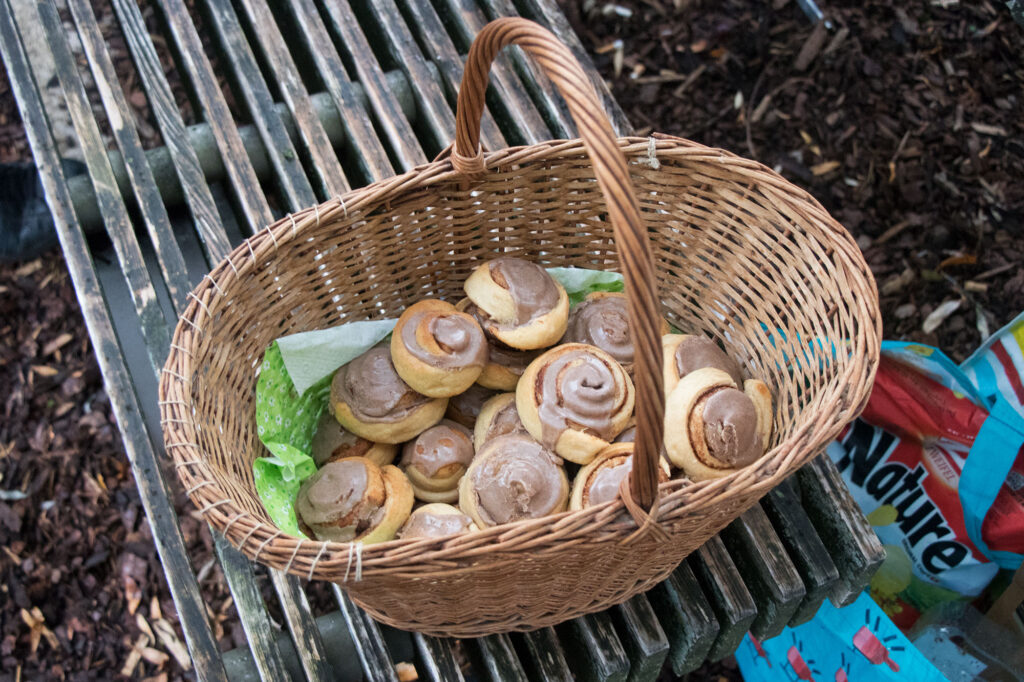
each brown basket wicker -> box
[160,18,880,637]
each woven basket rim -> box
[160,133,880,580]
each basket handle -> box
[453,18,665,512]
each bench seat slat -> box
[414,633,466,682]
[334,586,401,682]
[647,562,718,676]
[269,570,334,682]
[612,595,670,682]
[691,536,758,662]
[467,634,530,682]
[556,611,630,682]
[515,628,573,682]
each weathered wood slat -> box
[761,477,841,625]
[268,570,333,681]
[466,634,529,682]
[691,536,758,662]
[720,506,806,639]
[612,595,670,682]
[797,455,885,606]
[394,0,506,151]
[513,0,632,136]
[108,0,231,262]
[318,0,427,170]
[413,633,465,682]
[646,564,718,676]
[155,0,275,232]
[234,0,350,198]
[200,0,316,209]
[66,0,192,305]
[215,536,292,682]
[363,0,457,154]
[38,0,170,367]
[283,0,395,183]
[333,586,400,682]
[514,628,573,682]
[556,611,630,682]
[430,0,551,144]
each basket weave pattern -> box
[160,19,879,637]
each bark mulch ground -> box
[2,0,1022,680]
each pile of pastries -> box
[294,257,773,544]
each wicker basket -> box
[160,18,880,637]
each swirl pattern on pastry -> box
[662,334,745,395]
[463,257,569,350]
[391,299,488,397]
[473,393,526,451]
[296,457,413,543]
[458,433,569,527]
[569,443,671,510]
[400,420,475,503]
[457,298,541,390]
[663,367,772,480]
[331,344,447,443]
[311,411,396,467]
[397,503,477,539]
[516,343,635,464]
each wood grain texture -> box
[108,0,231,262]
[413,633,466,682]
[333,585,400,682]
[798,455,886,606]
[466,635,529,682]
[514,628,573,682]
[555,611,630,682]
[720,506,806,639]
[268,570,333,681]
[761,477,841,625]
[646,563,718,676]
[612,595,670,682]
[234,0,350,198]
[691,537,758,662]
[67,0,192,307]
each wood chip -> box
[938,254,977,269]
[923,299,962,333]
[970,122,1007,136]
[795,20,829,71]
[31,365,59,377]
[811,160,841,175]
[42,333,73,356]
[153,618,192,671]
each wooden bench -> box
[0,0,885,679]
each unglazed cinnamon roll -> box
[473,393,526,451]
[463,257,569,350]
[662,334,745,395]
[562,292,669,375]
[516,343,635,465]
[569,443,671,510]
[391,299,488,397]
[397,503,477,539]
[663,368,773,480]
[311,411,396,467]
[399,420,475,503]
[456,298,541,390]
[444,383,498,429]
[296,457,413,543]
[458,433,569,528]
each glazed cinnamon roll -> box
[296,457,413,543]
[516,343,635,465]
[330,345,447,444]
[463,257,569,350]
[569,443,671,510]
[663,368,773,480]
[397,503,477,539]
[311,411,396,468]
[473,393,526,451]
[662,334,745,395]
[456,298,541,390]
[445,383,498,429]
[562,292,669,375]
[391,299,488,397]
[613,420,636,444]
[458,433,569,528]
[399,420,475,503]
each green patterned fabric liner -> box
[253,267,625,538]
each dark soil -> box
[1,0,1022,680]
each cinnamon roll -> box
[613,420,636,444]
[516,343,635,465]
[330,344,447,444]
[663,368,773,480]
[562,292,669,375]
[445,383,498,429]
[296,457,413,543]
[456,298,541,390]
[311,411,396,468]
[569,443,671,510]
[473,393,526,451]
[458,433,569,528]
[397,503,477,539]
[463,257,569,350]
[399,420,475,503]
[391,299,488,397]
[662,334,745,396]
